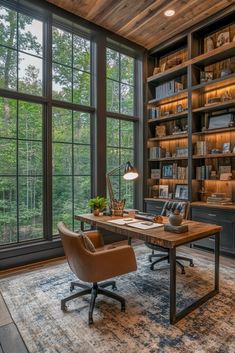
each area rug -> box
[0,245,234,353]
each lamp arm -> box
[106,163,126,202]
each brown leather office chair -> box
[58,222,137,324]
[145,201,194,274]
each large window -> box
[52,108,91,233]
[106,118,135,208]
[0,98,43,245]
[106,48,134,115]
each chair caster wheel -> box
[150,265,154,271]
[112,284,117,290]
[70,285,74,292]
[61,304,68,311]
[190,262,194,267]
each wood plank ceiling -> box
[47,0,235,49]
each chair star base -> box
[61,281,125,325]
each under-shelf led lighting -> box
[164,9,175,17]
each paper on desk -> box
[107,218,137,225]
[127,222,164,230]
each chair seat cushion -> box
[80,233,96,252]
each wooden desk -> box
[75,214,222,324]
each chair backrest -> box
[58,222,95,283]
[161,201,190,219]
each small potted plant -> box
[88,196,107,216]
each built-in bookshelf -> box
[146,10,235,209]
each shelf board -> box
[149,133,188,141]
[193,153,235,159]
[192,98,235,113]
[147,111,188,123]
[193,126,235,135]
[190,41,235,67]
[192,73,235,92]
[147,62,188,84]
[148,89,188,105]
[191,201,235,210]
[145,197,189,202]
[148,156,188,161]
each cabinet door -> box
[219,220,235,249]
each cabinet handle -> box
[207,213,216,217]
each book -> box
[151,169,161,179]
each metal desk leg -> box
[169,247,176,324]
[169,232,220,324]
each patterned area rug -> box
[0,245,234,353]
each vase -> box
[169,210,183,226]
[93,209,100,216]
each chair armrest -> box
[84,230,104,248]
[86,245,137,283]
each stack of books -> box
[207,193,231,205]
[155,80,183,100]
[149,147,166,159]
[172,163,188,179]
[195,141,209,155]
[196,165,212,180]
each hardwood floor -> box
[0,243,234,353]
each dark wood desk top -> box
[75,214,222,249]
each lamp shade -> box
[123,161,138,180]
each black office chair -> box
[145,201,194,274]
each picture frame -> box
[175,147,188,157]
[175,184,188,200]
[216,30,230,48]
[159,185,169,198]
[208,113,233,130]
[162,164,173,178]
[222,142,231,153]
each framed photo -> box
[216,30,230,47]
[175,184,188,200]
[208,113,233,130]
[159,185,168,198]
[162,165,173,178]
[222,142,231,153]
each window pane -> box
[121,84,134,115]
[73,35,90,72]
[0,139,16,175]
[0,98,17,138]
[120,179,134,208]
[52,63,72,101]
[106,48,119,80]
[120,120,134,148]
[74,145,90,175]
[73,69,90,106]
[0,6,17,48]
[74,112,90,144]
[53,176,73,233]
[121,148,134,166]
[107,147,119,172]
[52,27,72,66]
[18,15,43,57]
[18,53,42,95]
[74,176,91,215]
[121,54,134,85]
[53,143,72,175]
[18,176,43,241]
[18,101,42,140]
[107,118,119,147]
[18,141,42,175]
[107,79,119,112]
[108,175,120,199]
[0,47,17,90]
[0,177,17,245]
[52,107,72,143]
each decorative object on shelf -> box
[206,96,221,106]
[172,125,182,135]
[182,124,188,133]
[165,151,171,158]
[106,161,138,216]
[175,184,188,200]
[162,165,173,178]
[169,209,183,226]
[151,185,159,198]
[176,147,188,157]
[222,142,231,153]
[88,196,107,216]
[159,185,169,198]
[163,111,171,116]
[153,67,161,75]
[229,120,235,127]
[200,71,213,83]
[220,67,232,78]
[211,148,222,154]
[220,173,232,181]
[202,126,207,132]
[208,113,233,129]
[204,36,214,52]
[176,103,184,113]
[210,170,217,180]
[155,125,166,137]
[221,90,232,102]
[216,30,230,47]
[151,169,161,179]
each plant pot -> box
[93,209,100,216]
